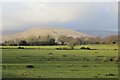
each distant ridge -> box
[76,30,118,37]
[2,28,91,41]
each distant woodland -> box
[2,35,118,47]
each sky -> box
[1,1,118,32]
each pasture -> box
[1,44,119,78]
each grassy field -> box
[1,44,119,78]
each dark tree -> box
[48,38,56,45]
[19,40,28,46]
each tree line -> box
[2,35,118,48]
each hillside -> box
[2,28,91,41]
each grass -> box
[1,44,119,78]
[1,44,118,50]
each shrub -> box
[3,66,6,69]
[106,73,115,76]
[80,47,86,49]
[63,55,68,57]
[110,58,113,61]
[114,49,118,50]
[71,69,79,71]
[18,47,24,49]
[56,48,61,50]
[48,53,53,55]
[94,76,98,78]
[56,47,70,50]
[80,47,91,50]
[26,65,35,68]
[57,65,60,68]
[86,47,91,50]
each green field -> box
[1,45,119,78]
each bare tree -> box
[66,37,80,49]
[104,35,118,44]
[57,35,68,45]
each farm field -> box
[1,44,119,78]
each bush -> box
[48,53,53,55]
[26,65,35,68]
[56,47,70,50]
[18,47,24,49]
[80,47,86,49]
[56,48,61,50]
[80,47,91,50]
[86,47,91,50]
[71,69,79,71]
[106,73,115,76]
[110,58,113,61]
[114,49,118,50]
[63,55,68,57]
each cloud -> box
[2,2,89,31]
[23,3,86,22]
[2,2,118,31]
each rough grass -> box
[1,44,118,50]
[2,44,119,78]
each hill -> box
[2,28,91,41]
